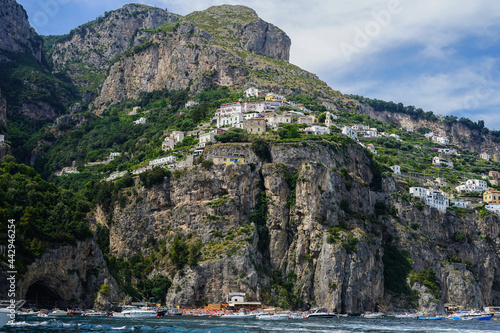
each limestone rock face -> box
[19,239,111,308]
[0,0,42,61]
[50,4,178,87]
[95,142,500,313]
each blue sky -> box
[17,0,500,130]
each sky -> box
[17,0,500,130]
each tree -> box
[215,128,247,143]
[252,138,272,162]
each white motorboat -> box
[395,313,418,319]
[84,310,106,317]
[219,309,257,318]
[305,308,337,319]
[361,312,384,318]
[112,306,156,318]
[50,309,68,316]
[256,312,290,320]
[16,309,39,316]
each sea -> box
[2,316,500,333]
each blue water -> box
[2,315,500,332]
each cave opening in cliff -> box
[25,281,63,309]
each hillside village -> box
[53,86,500,217]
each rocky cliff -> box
[43,4,338,113]
[359,104,500,155]
[49,4,178,88]
[85,142,500,313]
[18,238,115,309]
[0,0,42,62]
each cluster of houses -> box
[424,131,450,145]
[407,172,500,213]
[209,89,334,136]
[480,152,499,162]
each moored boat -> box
[418,316,443,320]
[50,309,68,316]
[256,312,290,320]
[112,305,156,318]
[395,313,418,319]
[305,308,337,319]
[361,312,384,318]
[219,308,257,318]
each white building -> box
[172,131,185,143]
[185,100,199,108]
[342,126,358,141]
[214,103,244,128]
[162,137,176,151]
[109,152,121,159]
[305,125,330,136]
[149,156,176,167]
[391,165,401,175]
[432,136,450,145]
[244,87,263,98]
[362,128,379,138]
[243,101,266,113]
[432,156,454,168]
[244,112,262,120]
[485,204,500,214]
[133,117,147,125]
[480,152,491,161]
[0,135,4,143]
[438,148,458,155]
[352,124,370,131]
[390,134,401,141]
[402,127,414,132]
[409,187,449,211]
[199,132,217,145]
[451,200,471,209]
[456,179,488,193]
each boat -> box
[395,313,418,319]
[67,308,85,316]
[112,305,156,318]
[256,312,290,320]
[361,312,384,318]
[219,308,257,318]
[289,312,306,319]
[305,308,337,319]
[452,313,493,321]
[16,309,39,316]
[50,308,68,316]
[418,316,443,320]
[84,310,106,317]
[37,310,49,318]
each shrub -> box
[201,160,214,168]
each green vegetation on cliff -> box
[0,157,92,273]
